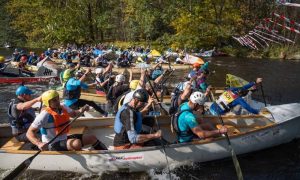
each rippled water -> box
[1,48,300,179]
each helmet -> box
[16,86,34,96]
[130,80,140,90]
[67,63,75,68]
[20,56,27,63]
[133,89,149,103]
[190,91,206,105]
[193,63,201,68]
[0,56,4,63]
[95,68,104,74]
[42,90,59,107]
[75,70,84,77]
[182,81,195,91]
[115,74,125,82]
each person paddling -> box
[61,63,80,84]
[113,89,161,150]
[174,91,227,143]
[209,78,263,115]
[7,86,42,144]
[26,90,107,151]
[63,69,108,117]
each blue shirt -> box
[210,82,259,115]
[63,78,88,106]
[178,102,199,143]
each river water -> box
[1,48,300,179]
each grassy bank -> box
[220,45,300,60]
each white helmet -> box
[182,81,196,91]
[190,91,206,105]
[95,68,104,74]
[115,74,125,82]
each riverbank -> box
[222,45,300,60]
[86,42,300,60]
[2,42,300,60]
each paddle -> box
[260,83,267,107]
[158,69,175,102]
[89,71,101,84]
[144,70,168,115]
[3,109,86,180]
[209,91,243,179]
[151,103,172,180]
[214,107,243,180]
[166,55,172,70]
[106,68,112,92]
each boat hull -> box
[1,103,300,173]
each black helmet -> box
[133,89,149,103]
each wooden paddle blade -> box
[3,151,41,180]
[229,145,244,180]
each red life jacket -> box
[45,107,70,135]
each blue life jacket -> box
[114,104,142,134]
[151,69,163,80]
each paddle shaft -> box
[159,70,174,102]
[38,102,43,113]
[260,83,277,120]
[217,113,244,180]
[107,69,112,91]
[145,70,168,113]
[3,110,86,180]
[260,83,267,107]
[151,103,172,180]
[89,71,101,84]
[167,56,172,70]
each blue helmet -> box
[16,86,34,96]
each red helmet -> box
[193,63,201,68]
[20,56,27,63]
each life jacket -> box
[44,107,70,135]
[7,99,35,135]
[63,78,81,100]
[171,109,194,139]
[169,84,184,115]
[115,89,131,110]
[114,104,142,134]
[95,76,106,92]
[151,69,163,80]
[107,83,127,102]
[215,90,238,112]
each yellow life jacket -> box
[216,90,238,111]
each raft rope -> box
[276,0,300,7]
[233,3,300,50]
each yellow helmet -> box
[130,80,140,90]
[0,56,5,63]
[42,90,59,107]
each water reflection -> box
[0,55,300,179]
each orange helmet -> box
[193,63,201,68]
